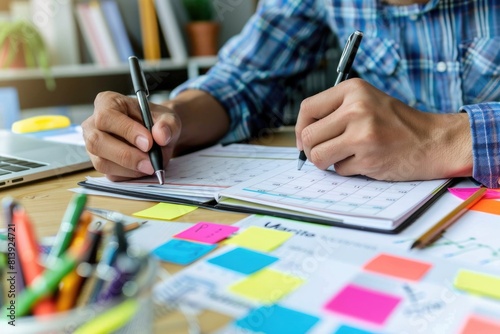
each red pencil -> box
[13,207,57,316]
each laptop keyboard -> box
[0,156,47,176]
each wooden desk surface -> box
[0,128,297,333]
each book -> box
[78,144,452,233]
[114,0,143,58]
[30,0,80,65]
[100,0,135,62]
[138,0,161,60]
[154,0,188,63]
[75,1,121,66]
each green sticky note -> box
[223,226,293,252]
[229,268,304,304]
[133,203,197,220]
[454,269,500,299]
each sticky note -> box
[363,253,432,281]
[133,203,197,220]
[454,269,500,299]
[460,315,500,334]
[449,188,500,200]
[334,324,376,334]
[470,199,500,215]
[174,222,239,244]
[223,226,293,252]
[207,247,279,274]
[235,304,319,334]
[324,284,401,325]
[152,239,216,265]
[229,269,304,304]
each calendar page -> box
[218,161,451,230]
[83,144,298,203]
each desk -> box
[0,128,297,333]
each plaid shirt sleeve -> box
[171,0,331,144]
[462,102,500,188]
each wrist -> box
[430,112,473,178]
[162,89,230,154]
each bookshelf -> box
[0,0,255,109]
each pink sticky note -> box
[174,222,239,244]
[448,188,500,200]
[324,284,401,325]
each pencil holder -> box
[0,253,158,334]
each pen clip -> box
[128,56,149,97]
[337,30,363,74]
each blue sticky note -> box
[152,239,216,265]
[334,324,376,334]
[207,247,278,274]
[235,304,319,334]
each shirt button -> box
[436,62,447,72]
[409,14,419,21]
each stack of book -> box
[29,0,189,66]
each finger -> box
[332,155,358,176]
[88,152,149,181]
[295,79,360,148]
[299,111,348,159]
[151,109,181,147]
[308,135,354,170]
[93,92,153,152]
[85,126,152,174]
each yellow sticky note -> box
[454,269,500,300]
[223,226,293,252]
[133,203,197,220]
[229,269,304,304]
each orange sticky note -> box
[461,315,500,334]
[363,253,432,281]
[470,199,500,215]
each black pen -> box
[297,30,363,170]
[128,56,165,184]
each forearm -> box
[164,89,230,155]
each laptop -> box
[0,129,92,189]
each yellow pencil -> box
[410,187,487,249]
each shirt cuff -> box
[461,102,500,188]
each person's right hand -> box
[82,91,181,181]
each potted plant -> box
[0,20,55,90]
[182,0,220,56]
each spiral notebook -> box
[78,144,452,233]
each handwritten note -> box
[174,222,239,244]
[223,226,293,252]
[133,203,197,220]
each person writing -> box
[81,0,500,188]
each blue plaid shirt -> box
[173,0,500,188]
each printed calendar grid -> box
[238,165,426,218]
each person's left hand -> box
[295,78,472,181]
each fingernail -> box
[162,126,172,146]
[136,136,149,152]
[137,160,154,174]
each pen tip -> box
[155,170,165,185]
[297,160,305,171]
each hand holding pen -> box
[129,56,165,184]
[297,30,363,170]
